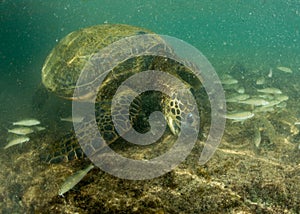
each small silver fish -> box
[257,87,282,94]
[59,164,94,196]
[236,86,245,94]
[258,94,274,100]
[4,136,30,149]
[253,128,261,148]
[276,102,287,108]
[254,106,274,113]
[8,127,34,135]
[34,126,46,131]
[274,94,288,102]
[256,77,265,85]
[226,94,250,102]
[225,111,254,122]
[268,68,273,78]
[221,78,238,85]
[60,116,84,123]
[238,98,269,106]
[12,119,40,126]
[222,74,234,79]
[262,100,281,108]
[277,66,293,73]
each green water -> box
[1,0,300,98]
[1,0,300,213]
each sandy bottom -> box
[0,63,300,213]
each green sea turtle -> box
[39,24,202,164]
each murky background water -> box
[1,0,300,213]
[1,0,300,119]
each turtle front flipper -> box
[40,132,85,164]
[41,87,144,164]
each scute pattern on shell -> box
[42,24,153,99]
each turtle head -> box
[162,92,199,136]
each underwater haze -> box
[1,0,300,213]
[1,0,300,117]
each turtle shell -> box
[40,24,205,164]
[42,24,201,100]
[42,24,154,99]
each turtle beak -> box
[166,112,198,136]
[166,116,180,136]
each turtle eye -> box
[186,113,194,124]
[136,31,146,35]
